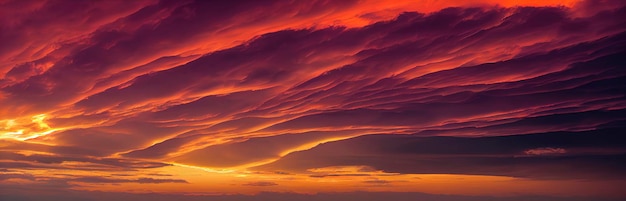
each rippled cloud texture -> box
[1,0,626,200]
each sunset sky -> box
[1,0,626,200]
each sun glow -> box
[0,114,61,140]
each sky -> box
[1,0,626,200]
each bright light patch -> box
[0,114,60,141]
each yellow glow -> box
[5,119,16,128]
[172,163,236,174]
[0,114,63,141]
[31,114,50,129]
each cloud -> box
[256,127,626,179]
[72,176,188,184]
[3,2,620,178]
[363,179,391,185]
[0,173,35,181]
[524,147,567,156]
[0,151,170,170]
[242,181,278,187]
[171,130,361,168]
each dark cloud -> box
[0,151,170,170]
[264,41,626,132]
[0,173,35,181]
[72,176,187,184]
[257,127,626,179]
[1,0,359,117]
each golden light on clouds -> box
[0,114,61,140]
